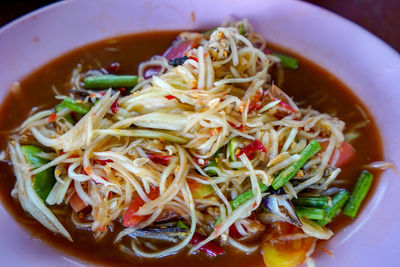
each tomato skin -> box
[262,222,315,267]
[123,187,159,227]
[321,141,356,167]
[187,179,214,198]
[334,141,356,167]
[69,193,88,213]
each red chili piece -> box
[190,232,225,257]
[274,97,296,113]
[236,139,266,160]
[94,159,114,166]
[228,121,245,131]
[48,113,57,123]
[147,154,172,165]
[111,99,119,114]
[165,95,176,100]
[118,87,128,96]
[106,62,120,73]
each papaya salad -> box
[5,19,386,266]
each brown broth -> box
[0,31,382,266]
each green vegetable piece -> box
[343,171,373,218]
[215,181,268,226]
[292,196,330,209]
[21,145,56,202]
[56,97,91,115]
[239,25,246,35]
[84,74,138,89]
[177,220,189,230]
[295,206,325,220]
[214,216,223,226]
[204,149,223,176]
[231,181,269,210]
[272,140,321,190]
[273,52,298,69]
[317,190,350,226]
[228,137,239,161]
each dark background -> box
[1,0,399,52]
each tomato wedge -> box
[321,141,356,168]
[69,193,88,213]
[123,187,159,227]
[187,179,214,198]
[262,222,315,267]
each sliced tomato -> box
[262,222,315,267]
[69,193,88,213]
[334,141,356,167]
[321,141,356,168]
[163,39,198,60]
[187,179,214,198]
[123,187,159,227]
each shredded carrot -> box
[48,113,57,123]
[321,247,334,258]
[84,166,92,175]
[90,93,96,98]
[210,128,221,136]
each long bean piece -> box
[295,207,325,220]
[317,190,349,226]
[215,181,268,226]
[84,74,138,89]
[272,140,321,190]
[292,196,330,209]
[343,171,373,218]
[231,182,269,210]
[56,97,91,114]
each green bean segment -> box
[343,171,373,218]
[272,140,321,190]
[292,196,330,209]
[317,190,350,226]
[231,182,269,210]
[84,74,138,89]
[295,206,325,220]
[56,97,91,115]
[215,181,268,226]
